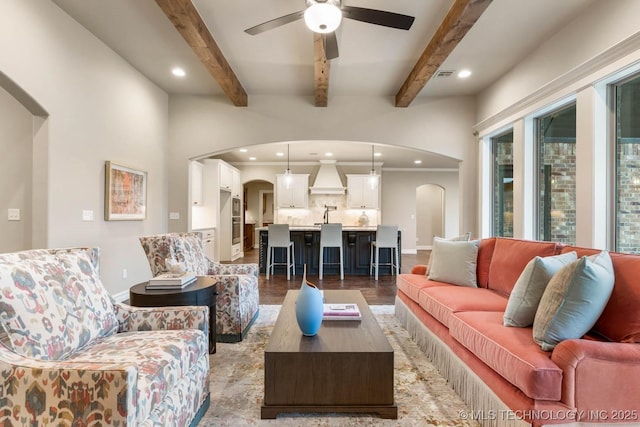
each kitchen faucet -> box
[323,205,337,224]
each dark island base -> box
[258,229,401,276]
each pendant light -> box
[284,144,293,189]
[368,144,378,190]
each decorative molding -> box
[112,289,129,304]
[473,31,640,135]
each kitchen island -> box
[257,226,401,277]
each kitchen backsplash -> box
[276,194,379,226]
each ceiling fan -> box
[244,0,415,60]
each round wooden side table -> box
[129,276,218,354]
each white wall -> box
[416,184,444,248]
[477,0,640,126]
[0,86,32,252]
[381,170,459,253]
[0,1,169,296]
[168,95,477,243]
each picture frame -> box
[104,161,147,220]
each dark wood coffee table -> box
[261,289,396,419]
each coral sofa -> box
[395,237,640,426]
[0,247,210,426]
[139,232,259,342]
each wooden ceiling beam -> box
[155,0,248,106]
[395,0,492,107]
[313,34,330,107]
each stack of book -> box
[146,272,197,290]
[323,303,362,321]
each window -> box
[492,130,514,237]
[613,75,640,253]
[535,104,576,244]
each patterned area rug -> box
[200,305,479,426]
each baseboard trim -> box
[112,289,128,304]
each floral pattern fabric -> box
[0,248,210,426]
[0,249,118,360]
[139,232,260,338]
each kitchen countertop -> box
[256,225,378,231]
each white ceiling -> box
[51,0,597,168]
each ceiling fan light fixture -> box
[304,2,342,34]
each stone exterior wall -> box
[493,139,513,237]
[617,141,640,253]
[540,140,576,245]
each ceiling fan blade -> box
[341,6,415,30]
[244,10,305,35]
[322,32,339,60]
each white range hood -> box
[309,160,346,195]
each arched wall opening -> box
[0,71,49,252]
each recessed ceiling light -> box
[239,148,248,153]
[414,160,422,165]
[249,157,256,161]
[325,152,333,157]
[276,152,284,157]
[374,152,382,157]
[172,67,186,77]
[457,69,472,79]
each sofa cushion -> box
[0,251,118,360]
[66,328,208,424]
[533,251,615,351]
[428,238,480,287]
[562,246,640,343]
[172,233,209,275]
[450,311,562,401]
[487,238,559,296]
[476,237,497,289]
[396,274,449,303]
[503,251,578,327]
[417,285,508,327]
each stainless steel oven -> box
[232,198,241,217]
[232,217,241,244]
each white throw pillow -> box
[503,251,577,327]
[427,233,471,273]
[428,237,480,287]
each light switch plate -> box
[169,212,180,220]
[82,210,94,221]
[7,209,20,221]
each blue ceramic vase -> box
[295,265,323,336]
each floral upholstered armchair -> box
[139,232,259,342]
[0,247,210,426]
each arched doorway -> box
[243,179,274,249]
[416,184,444,249]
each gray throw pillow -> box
[503,251,577,327]
[428,237,480,287]
[533,251,615,351]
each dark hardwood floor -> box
[226,248,430,305]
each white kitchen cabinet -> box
[190,161,204,206]
[276,174,309,208]
[347,174,380,209]
[219,162,233,192]
[232,169,241,198]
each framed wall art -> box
[104,161,147,220]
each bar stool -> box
[319,224,344,280]
[266,224,295,280]
[370,225,400,280]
